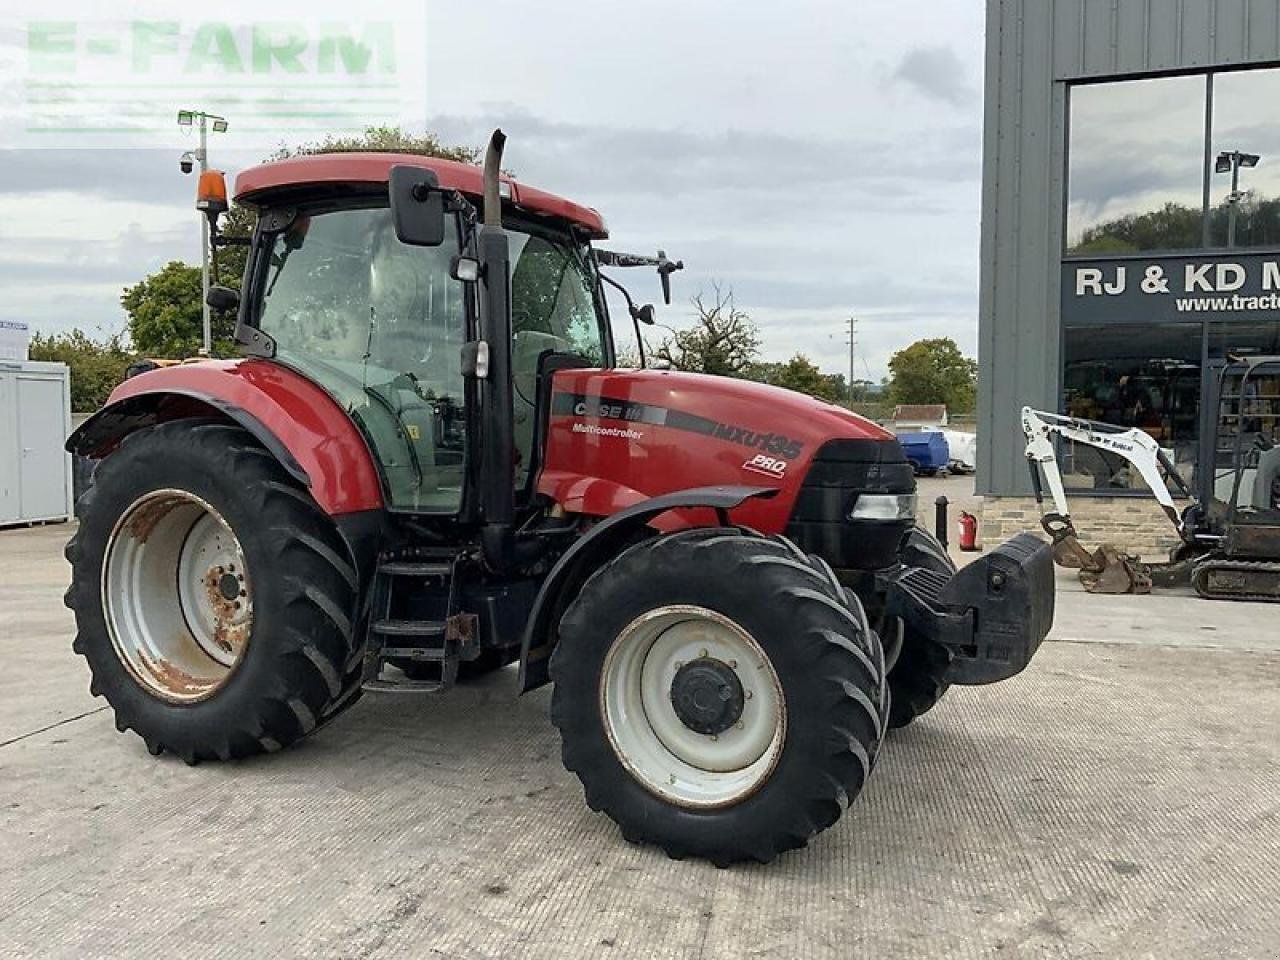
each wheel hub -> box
[217,572,240,602]
[670,658,744,735]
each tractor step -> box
[362,552,467,692]
[379,645,448,661]
[378,560,453,578]
[371,618,447,638]
[360,677,445,694]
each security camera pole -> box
[177,110,229,355]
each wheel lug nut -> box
[728,659,737,669]
[745,690,753,700]
[736,721,744,730]
[699,648,708,658]
[710,734,718,741]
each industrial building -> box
[978,0,1280,556]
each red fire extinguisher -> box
[958,511,979,552]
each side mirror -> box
[206,285,239,312]
[635,304,655,325]
[389,165,446,247]
[656,250,684,305]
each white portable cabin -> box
[0,361,74,526]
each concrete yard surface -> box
[2,522,1279,959]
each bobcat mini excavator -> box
[1022,356,1280,601]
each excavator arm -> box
[1020,407,1194,593]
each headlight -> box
[849,493,917,521]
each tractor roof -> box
[233,152,607,238]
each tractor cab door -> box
[505,223,612,489]
[251,200,469,513]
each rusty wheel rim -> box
[102,489,252,703]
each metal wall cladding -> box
[978,0,1280,496]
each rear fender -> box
[66,360,384,516]
[517,484,776,693]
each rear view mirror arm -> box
[599,272,649,369]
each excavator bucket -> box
[1043,518,1151,594]
[1077,543,1152,595]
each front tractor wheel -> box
[64,422,363,763]
[550,529,888,865]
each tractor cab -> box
[228,150,615,518]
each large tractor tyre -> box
[887,527,956,730]
[64,421,363,763]
[550,527,887,866]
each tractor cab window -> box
[507,226,609,483]
[256,203,467,513]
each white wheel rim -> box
[599,605,786,809]
[102,489,252,702]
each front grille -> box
[785,438,916,571]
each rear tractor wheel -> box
[64,421,363,763]
[550,528,887,865]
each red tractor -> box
[66,131,1054,865]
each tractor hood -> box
[537,367,898,529]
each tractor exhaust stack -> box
[483,128,506,228]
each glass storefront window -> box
[1208,68,1280,249]
[1067,75,1208,254]
[1062,323,1203,492]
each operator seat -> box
[1253,445,1280,511]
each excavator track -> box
[1191,559,1280,602]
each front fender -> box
[517,484,777,693]
[67,359,383,516]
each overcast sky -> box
[0,1,985,379]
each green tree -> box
[750,353,846,403]
[28,329,134,412]
[1073,201,1203,254]
[266,124,480,164]
[886,337,977,413]
[121,261,236,358]
[121,125,478,357]
[654,286,760,376]
[1073,195,1280,252]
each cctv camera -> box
[179,152,195,174]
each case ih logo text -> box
[556,393,804,460]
